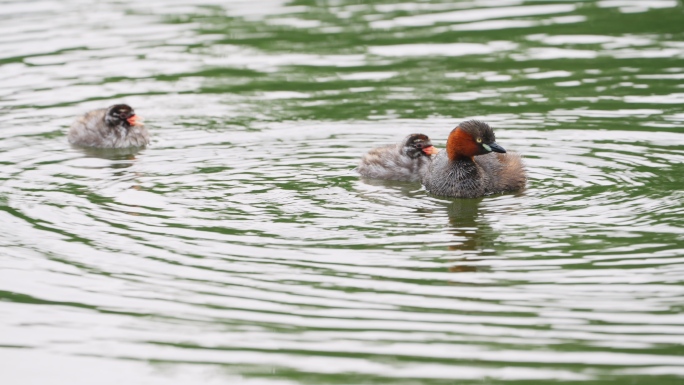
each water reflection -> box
[71,146,141,167]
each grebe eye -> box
[476,137,482,143]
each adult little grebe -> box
[357,133,440,182]
[422,120,526,198]
[68,104,149,148]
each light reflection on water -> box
[1,0,684,384]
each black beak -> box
[488,142,506,153]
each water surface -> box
[1,0,684,384]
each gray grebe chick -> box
[357,133,440,182]
[422,120,526,198]
[68,104,149,148]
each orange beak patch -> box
[422,146,439,155]
[127,115,143,126]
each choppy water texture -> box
[1,0,684,384]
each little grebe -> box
[422,120,526,198]
[68,104,149,148]
[357,133,440,182]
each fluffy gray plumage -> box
[68,104,149,148]
[423,151,526,198]
[357,133,436,182]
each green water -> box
[1,0,684,384]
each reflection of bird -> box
[423,120,526,198]
[443,199,495,274]
[68,104,149,148]
[357,133,440,182]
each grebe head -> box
[403,133,439,159]
[105,104,143,129]
[446,120,505,160]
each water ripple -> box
[1,0,684,384]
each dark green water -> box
[1,0,684,384]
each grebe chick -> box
[68,104,149,148]
[357,133,440,182]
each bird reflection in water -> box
[72,146,140,169]
[72,146,144,199]
[444,198,498,273]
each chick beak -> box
[422,145,440,155]
[484,142,506,154]
[127,114,143,126]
